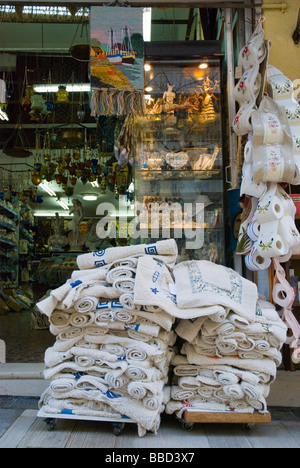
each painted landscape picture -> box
[90,6,144,92]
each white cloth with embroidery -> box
[172,260,258,322]
[133,256,226,320]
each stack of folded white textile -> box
[164,260,287,419]
[38,240,177,437]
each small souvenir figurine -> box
[48,213,68,251]
[66,198,84,250]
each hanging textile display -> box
[90,6,145,117]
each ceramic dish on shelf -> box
[165,151,188,170]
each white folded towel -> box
[77,239,178,270]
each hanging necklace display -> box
[90,3,145,117]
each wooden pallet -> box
[183,409,271,425]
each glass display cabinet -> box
[133,42,226,264]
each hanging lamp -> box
[3,121,32,158]
[69,21,90,62]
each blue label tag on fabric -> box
[70,280,82,288]
[61,409,73,415]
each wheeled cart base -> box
[37,408,135,436]
[180,409,271,431]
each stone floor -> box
[0,397,300,448]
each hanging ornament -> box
[56,85,69,104]
[31,170,41,186]
[100,175,107,194]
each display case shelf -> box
[133,44,225,264]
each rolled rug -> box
[214,371,239,386]
[142,395,161,411]
[223,384,245,400]
[119,293,141,311]
[177,376,200,390]
[105,372,129,389]
[114,310,135,323]
[69,312,94,328]
[74,296,99,313]
[125,364,162,381]
[84,326,109,343]
[100,343,126,359]
[53,327,85,352]
[216,336,238,355]
[106,266,136,285]
[49,311,71,327]
[50,378,76,393]
[94,310,115,323]
[113,278,135,293]
[170,386,196,401]
[197,385,214,399]
[76,375,108,393]
[126,347,148,362]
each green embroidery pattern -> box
[256,200,271,215]
[259,239,274,251]
[188,261,243,304]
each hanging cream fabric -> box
[89,6,145,116]
[251,96,295,183]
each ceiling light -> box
[145,86,153,92]
[40,183,56,197]
[144,63,151,72]
[33,212,74,217]
[82,194,98,201]
[199,63,208,69]
[56,199,69,210]
[33,83,91,93]
[143,8,152,42]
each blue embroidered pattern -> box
[93,250,105,257]
[151,287,159,294]
[145,245,158,255]
[188,261,243,304]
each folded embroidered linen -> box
[134,256,225,320]
[173,260,258,322]
[77,239,178,270]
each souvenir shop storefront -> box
[0,0,299,435]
